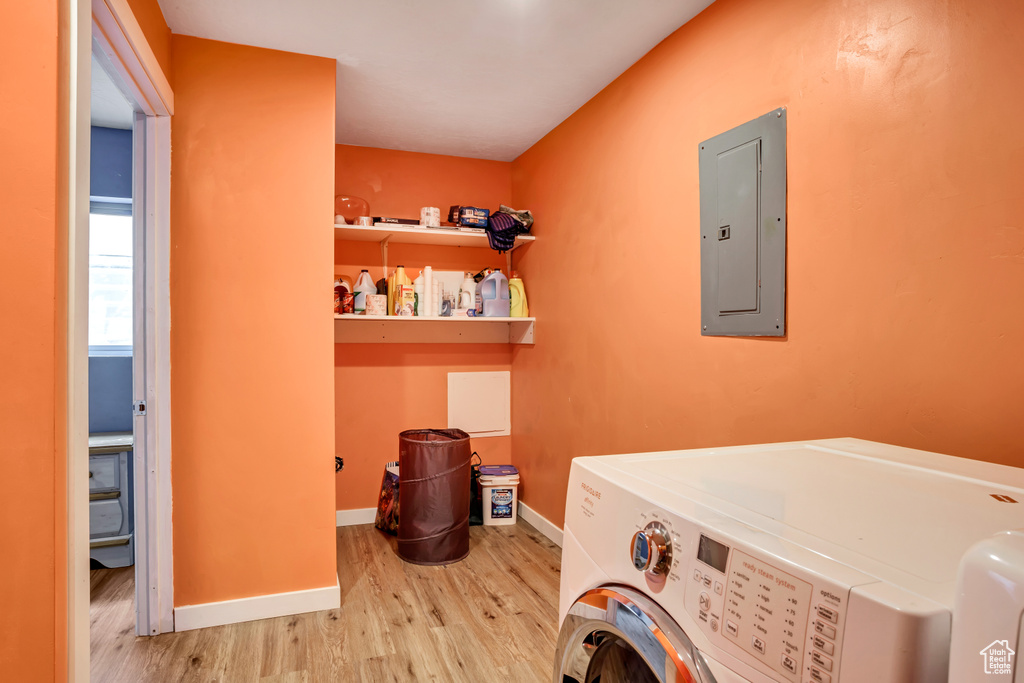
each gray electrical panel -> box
[699,108,786,336]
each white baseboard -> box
[336,508,377,527]
[174,575,341,632]
[518,501,563,548]
[335,504,561,546]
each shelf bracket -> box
[505,238,526,273]
[380,235,390,280]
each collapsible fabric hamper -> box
[396,429,472,565]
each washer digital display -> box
[697,534,730,573]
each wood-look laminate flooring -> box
[90,520,562,682]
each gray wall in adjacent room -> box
[89,355,133,433]
[91,126,132,200]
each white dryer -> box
[554,438,1024,682]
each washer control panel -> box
[686,533,848,683]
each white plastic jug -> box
[480,270,510,317]
[353,269,375,314]
[458,272,475,311]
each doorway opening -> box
[87,51,139,649]
[75,3,176,672]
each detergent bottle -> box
[458,272,475,311]
[509,272,529,318]
[353,270,375,314]
[386,270,395,316]
[391,265,412,316]
[413,271,424,316]
[480,269,511,317]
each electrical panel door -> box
[699,108,787,336]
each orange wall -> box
[126,0,171,78]
[334,146,514,510]
[511,0,1024,527]
[0,1,62,679]
[335,144,511,220]
[170,36,338,606]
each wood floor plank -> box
[146,629,203,683]
[304,608,349,682]
[218,618,268,682]
[504,609,561,681]
[259,614,308,678]
[338,577,399,662]
[259,671,310,683]
[91,519,562,682]
[404,564,472,630]
[174,623,236,683]
[429,622,512,683]
[355,655,409,682]
[186,620,239,682]
[386,612,463,681]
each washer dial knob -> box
[630,522,672,576]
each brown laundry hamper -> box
[396,429,472,565]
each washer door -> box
[554,586,718,683]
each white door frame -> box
[128,111,174,635]
[76,0,174,666]
[65,0,92,679]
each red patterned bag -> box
[373,461,399,535]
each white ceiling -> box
[91,53,135,129]
[158,0,714,161]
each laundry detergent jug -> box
[508,272,528,318]
[353,269,375,314]
[480,270,510,317]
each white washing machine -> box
[554,438,1024,683]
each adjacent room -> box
[87,51,142,652]
[4,0,1024,681]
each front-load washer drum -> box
[554,586,718,683]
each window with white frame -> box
[89,206,133,353]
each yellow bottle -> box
[390,265,411,316]
[509,272,529,317]
[387,271,396,316]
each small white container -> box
[479,467,520,526]
[365,294,387,316]
[420,206,441,227]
